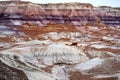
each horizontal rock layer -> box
[0,1,120,80]
[0,1,120,26]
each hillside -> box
[0,1,120,80]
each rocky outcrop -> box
[0,1,120,80]
[0,1,120,26]
[0,60,28,80]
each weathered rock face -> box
[0,1,120,80]
[0,60,28,80]
[0,23,120,80]
[0,1,120,27]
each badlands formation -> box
[0,1,120,80]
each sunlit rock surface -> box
[0,1,120,80]
[0,1,120,27]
